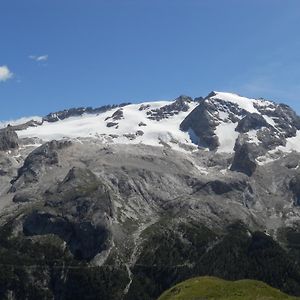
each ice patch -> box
[247,130,260,145]
[215,121,239,153]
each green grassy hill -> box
[157,276,300,300]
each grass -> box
[157,276,300,300]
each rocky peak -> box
[181,91,300,155]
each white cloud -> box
[29,54,48,62]
[0,66,13,82]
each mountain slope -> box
[1,91,300,299]
[157,276,300,300]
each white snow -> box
[16,100,198,151]
[212,92,260,114]
[4,91,298,155]
[262,115,276,127]
[215,121,239,153]
[218,110,230,121]
[212,91,274,115]
[277,130,300,152]
[247,130,260,145]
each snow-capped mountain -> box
[5,91,300,156]
[2,91,300,299]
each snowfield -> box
[3,91,300,154]
[16,101,199,151]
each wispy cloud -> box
[0,65,13,82]
[29,54,49,62]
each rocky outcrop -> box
[256,103,300,138]
[0,126,19,151]
[10,140,71,189]
[9,119,42,131]
[289,173,300,205]
[43,103,130,123]
[147,95,193,121]
[22,167,113,260]
[105,109,124,122]
[230,136,261,176]
[106,122,118,128]
[45,167,113,220]
[236,113,269,133]
[180,99,219,150]
[23,212,110,260]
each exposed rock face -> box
[290,173,300,205]
[1,140,300,299]
[10,140,71,189]
[45,166,113,219]
[180,99,219,150]
[230,137,260,176]
[180,92,300,155]
[23,212,110,260]
[193,178,252,196]
[147,95,193,121]
[13,191,39,203]
[43,103,131,123]
[0,126,19,151]
[105,108,124,122]
[22,167,113,261]
[107,122,118,128]
[236,113,269,133]
[269,104,300,138]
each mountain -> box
[1,92,300,299]
[8,92,300,156]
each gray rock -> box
[106,122,118,128]
[236,113,269,133]
[13,191,39,203]
[11,140,71,188]
[147,95,193,121]
[43,103,130,123]
[136,130,144,136]
[23,211,110,261]
[105,109,124,121]
[0,126,19,151]
[45,167,113,219]
[290,173,300,205]
[180,99,219,150]
[230,137,259,176]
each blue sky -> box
[1,0,300,119]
